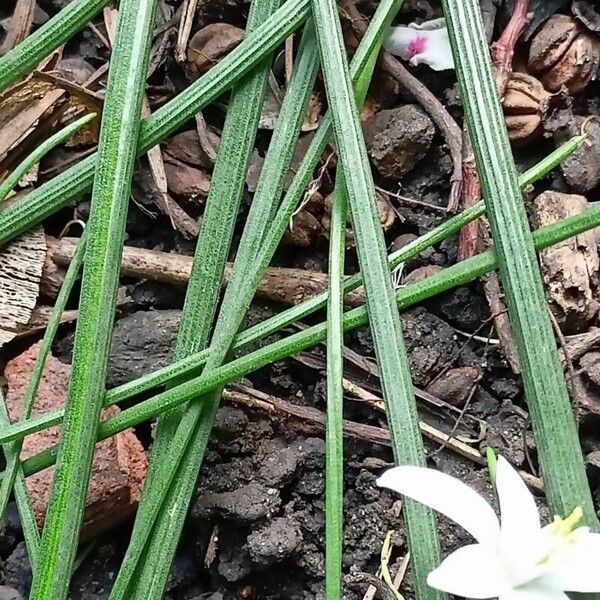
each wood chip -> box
[0,227,45,347]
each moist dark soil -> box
[1,0,600,599]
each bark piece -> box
[4,343,147,541]
[0,228,45,347]
[531,191,600,333]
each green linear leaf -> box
[0,234,87,570]
[325,34,383,599]
[442,0,597,528]
[9,194,600,481]
[0,0,311,247]
[0,137,583,448]
[310,0,443,596]
[29,1,159,597]
[0,0,110,93]
[111,1,285,596]
[0,390,40,570]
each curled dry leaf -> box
[502,72,550,145]
[0,227,45,347]
[163,129,219,170]
[531,191,600,333]
[163,156,211,199]
[283,209,321,247]
[425,366,481,408]
[187,23,245,74]
[528,14,600,93]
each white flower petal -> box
[384,26,416,61]
[538,530,600,592]
[499,583,569,600]
[496,456,541,548]
[427,543,508,598]
[377,466,500,544]
[409,18,447,31]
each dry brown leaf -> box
[187,23,245,74]
[0,0,35,54]
[532,191,600,333]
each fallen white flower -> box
[377,456,600,599]
[384,18,454,71]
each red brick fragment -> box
[4,342,147,541]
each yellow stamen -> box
[551,506,583,537]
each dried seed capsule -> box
[502,73,550,145]
[528,14,600,94]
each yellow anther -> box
[551,506,583,537]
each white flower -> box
[384,18,454,71]
[377,456,600,600]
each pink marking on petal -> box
[407,36,427,57]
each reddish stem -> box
[491,0,530,94]
[458,0,529,260]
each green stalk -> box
[10,197,600,480]
[325,176,347,600]
[0,114,95,204]
[111,2,283,596]
[0,0,110,93]
[0,391,40,569]
[442,0,597,528]
[29,1,158,597]
[310,1,442,597]
[325,36,382,598]
[0,233,87,532]
[113,4,406,593]
[0,0,311,248]
[0,138,583,449]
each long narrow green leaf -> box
[111,2,283,596]
[310,1,442,597]
[0,234,87,555]
[0,138,583,449]
[0,114,95,204]
[325,175,348,600]
[9,191,600,481]
[442,0,597,527]
[29,1,158,597]
[0,391,40,569]
[113,4,404,593]
[0,0,110,93]
[0,0,311,248]
[325,36,382,598]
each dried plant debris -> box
[187,23,245,75]
[502,72,549,146]
[527,13,600,93]
[531,191,600,333]
[0,227,45,347]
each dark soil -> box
[1,0,600,599]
